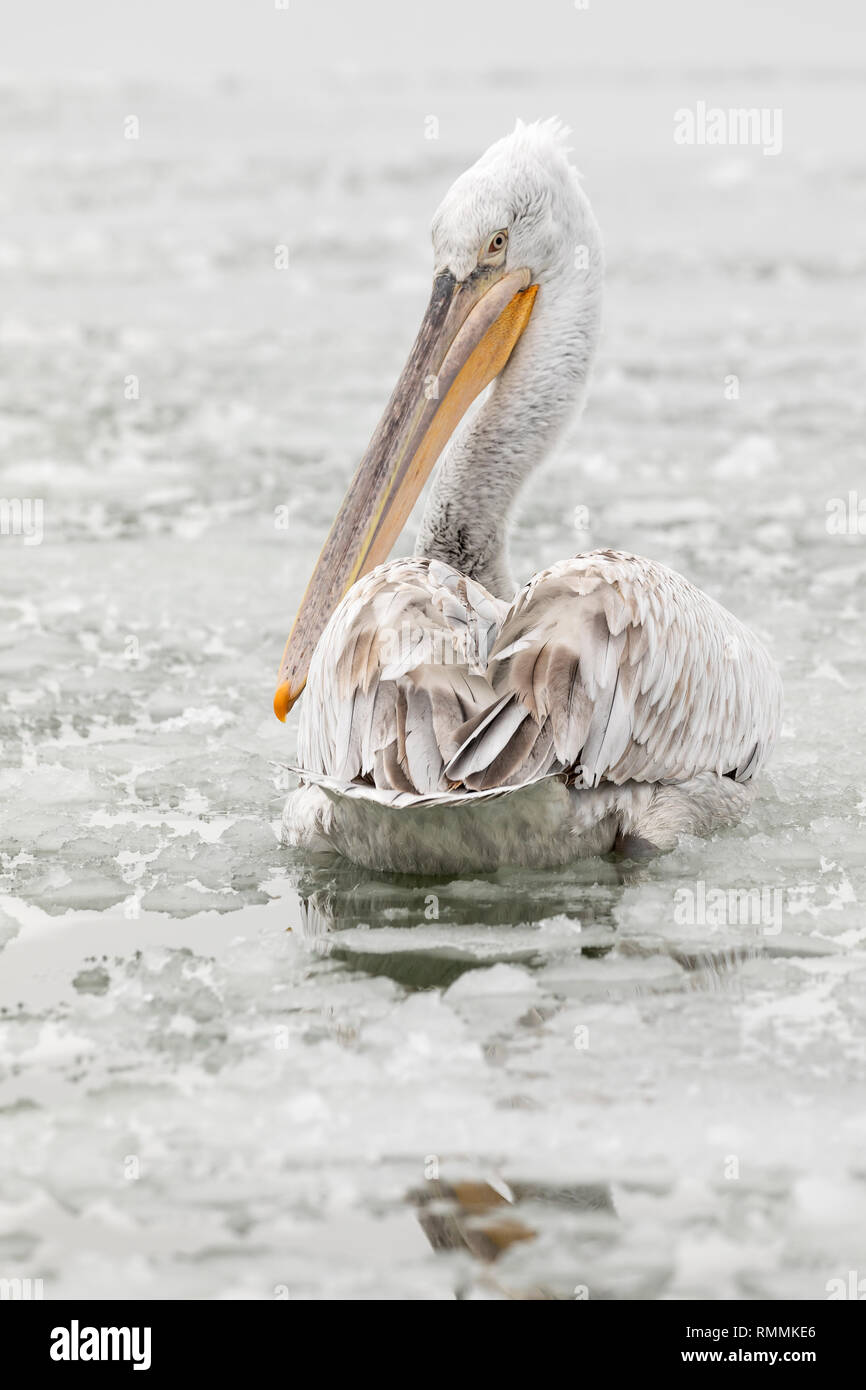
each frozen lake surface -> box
[1,69,865,1298]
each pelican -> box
[274,119,782,874]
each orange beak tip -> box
[273,681,294,722]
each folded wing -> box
[445,549,783,791]
[297,557,505,793]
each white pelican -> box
[274,119,782,874]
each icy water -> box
[1,69,865,1299]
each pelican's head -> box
[431,117,598,291]
[275,119,599,720]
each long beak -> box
[274,264,538,720]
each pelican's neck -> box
[414,257,603,599]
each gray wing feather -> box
[447,549,782,791]
[297,557,505,794]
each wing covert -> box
[445,550,783,792]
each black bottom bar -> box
[7,1298,859,1375]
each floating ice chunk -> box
[447,964,541,999]
[34,872,127,913]
[17,1020,98,1063]
[0,908,21,951]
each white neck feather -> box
[414,256,603,599]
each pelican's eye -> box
[479,228,508,266]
